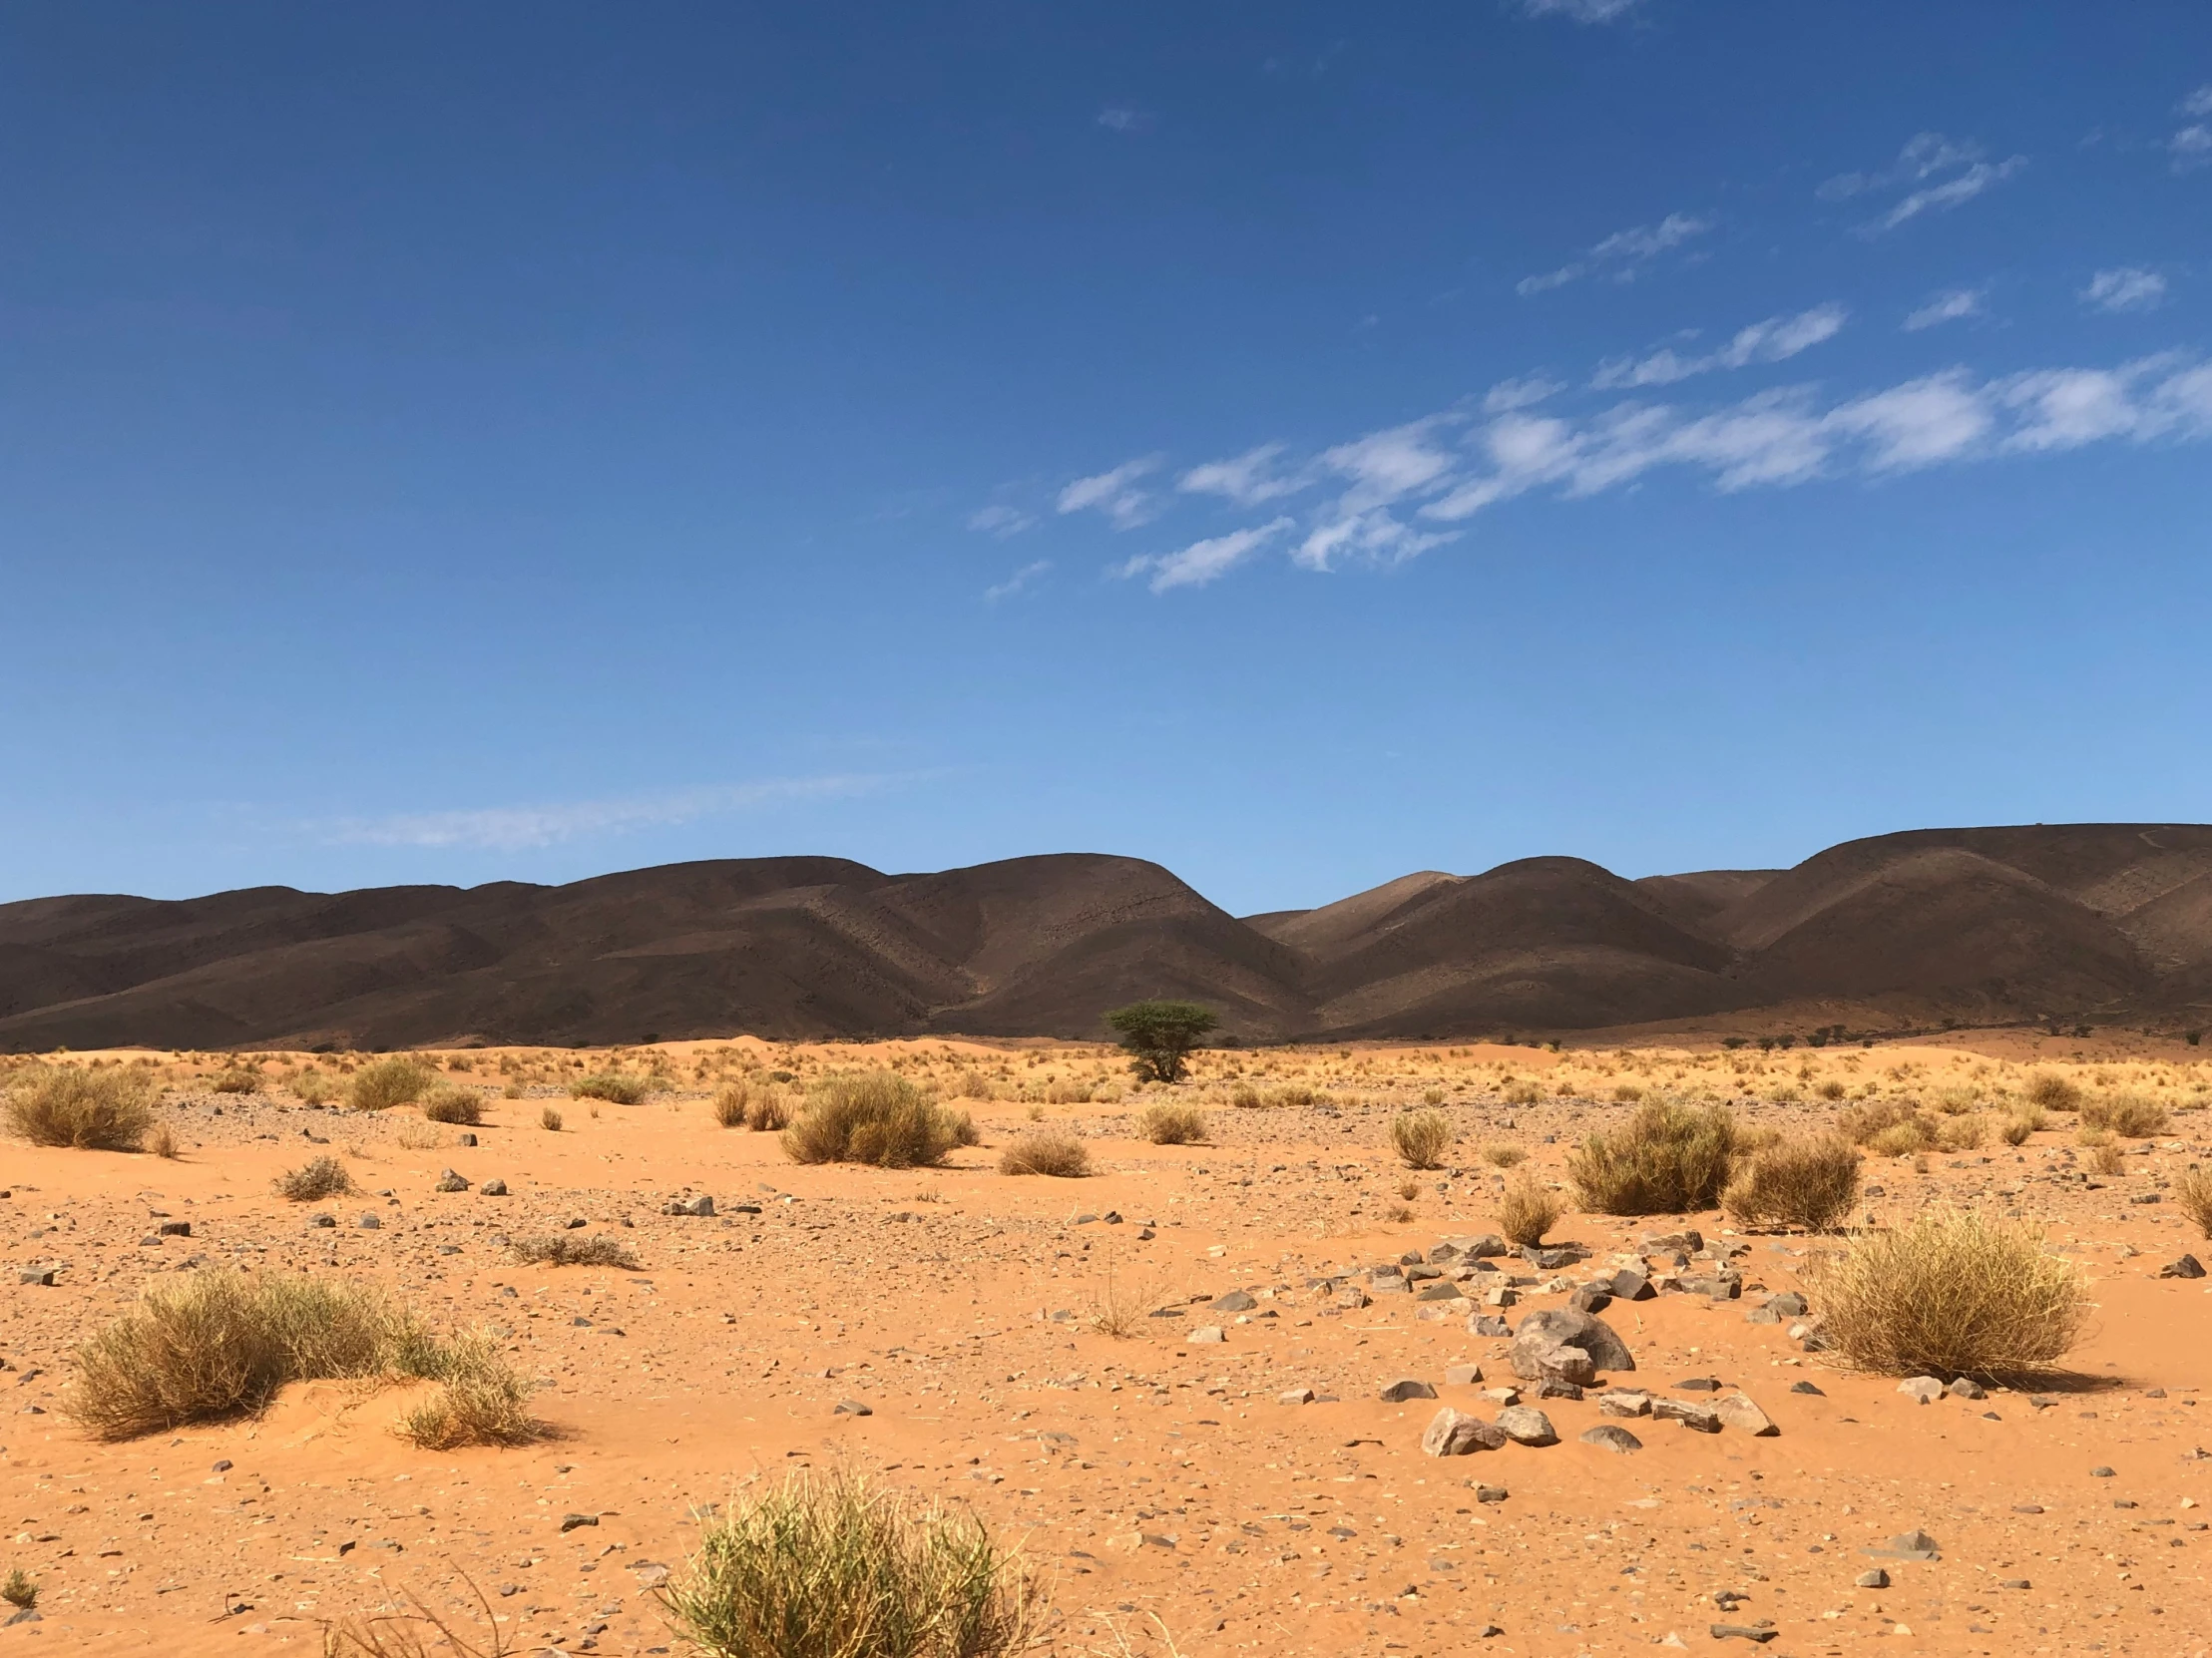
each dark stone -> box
[560,1513,599,1532]
[157,1220,192,1237]
[479,1177,508,1196]
[1788,1381,1825,1396]
[1579,1425,1642,1453]
[2160,1254,2207,1279]
[1514,1308,1634,1373]
[1380,1378,1438,1404]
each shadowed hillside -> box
[3,824,2210,1047]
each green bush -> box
[1567,1098,1736,1215]
[782,1072,965,1169]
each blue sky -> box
[4,1,2209,916]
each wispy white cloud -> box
[1521,0,1641,20]
[1482,375,1565,414]
[1113,518,1294,592]
[1178,442,1306,506]
[2176,124,2212,171]
[1904,286,1987,330]
[1822,134,2026,234]
[984,560,1051,602]
[318,775,892,852]
[967,503,1037,537]
[2081,267,2167,313]
[1591,303,1847,389]
[1518,210,1714,295]
[1057,454,1164,528]
[1097,107,1153,134]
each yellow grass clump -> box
[1567,1098,1736,1214]
[1133,1101,1208,1144]
[273,1154,354,1202]
[349,1056,437,1111]
[1390,1109,1454,1170]
[1498,1179,1561,1247]
[998,1131,1092,1177]
[1807,1208,2088,1381]
[422,1087,485,1125]
[2079,1089,2169,1138]
[1723,1134,1860,1231]
[5,1065,158,1150]
[782,1072,968,1169]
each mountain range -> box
[4,823,2210,1049]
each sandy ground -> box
[3,1035,2211,1657]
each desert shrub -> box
[1045,1080,1094,1105]
[953,1069,996,1101]
[511,1233,639,1269]
[1816,1078,1847,1101]
[1567,1098,1736,1214]
[2023,1069,2083,1111]
[1482,1143,1527,1168]
[421,1088,484,1125]
[5,1065,158,1151]
[782,1072,964,1169]
[657,1469,1044,1658]
[2080,1090,2169,1138]
[1,1568,35,1611]
[290,1070,338,1105]
[571,1071,650,1104]
[2173,1167,2212,1240]
[540,1105,564,1131]
[1227,1083,1264,1109]
[273,1154,353,1202]
[210,1069,261,1095]
[1836,1097,1931,1148]
[1422,1086,1445,1106]
[1723,1134,1859,1230]
[1270,1083,1318,1108]
[1929,1083,1980,1116]
[393,1335,541,1450]
[1134,1102,1207,1145]
[1935,1113,1986,1152]
[68,1271,438,1440]
[1997,1114,2034,1146]
[149,1121,181,1159]
[1498,1179,1561,1247]
[1866,1121,1928,1157]
[745,1089,792,1132]
[349,1057,436,1112]
[1501,1078,1543,1106]
[1390,1109,1454,1170]
[713,1083,750,1128]
[2086,1140,2125,1175]
[1806,1208,2089,1381]
[998,1131,1091,1177]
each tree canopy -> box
[1105,1000,1218,1084]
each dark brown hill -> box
[3,824,2209,1048]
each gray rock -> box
[1651,1398,1721,1433]
[1579,1425,1642,1453]
[2090,1464,2116,1477]
[1710,1622,1777,1643]
[1278,1387,1316,1405]
[1509,1335,1595,1387]
[1416,1281,1466,1302]
[560,1512,599,1532]
[1185,1325,1225,1345]
[1444,1363,1483,1387]
[1600,1390,1651,1417]
[1493,1406,1558,1447]
[157,1220,192,1237]
[17,1269,55,1287]
[1474,1483,1508,1502]
[1714,1392,1778,1436]
[434,1171,469,1193]
[1467,1314,1512,1337]
[1855,1568,1889,1589]
[1334,1286,1372,1310]
[1513,1308,1634,1373]
[1998,1577,2031,1589]
[1640,1229,1703,1253]
[1421,1408,1508,1456]
[1675,1377,1721,1392]
[666,1193,714,1217]
[457,1132,477,1147]
[1533,1377,1583,1401]
[1766,1291,1809,1317]
[1898,1376,1945,1404]
[309,1213,337,1228]
[2160,1254,2206,1279]
[1789,1380,1825,1395]
[1608,1267,1655,1301]
[833,1399,873,1416]
[1210,1290,1258,1313]
[1947,1377,1987,1400]
[1568,1285,1613,1315]
[479,1178,508,1196]
[357,1213,381,1229]
[1380,1378,1439,1403]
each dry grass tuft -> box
[69,1272,434,1441]
[320,1582,510,1658]
[421,1088,484,1125]
[745,1090,792,1132]
[2,1568,36,1611]
[149,1120,181,1159]
[1935,1113,1987,1153]
[570,1071,650,1104]
[2080,1089,2170,1138]
[5,1065,158,1150]
[2173,1167,2212,1240]
[1134,1102,1208,1145]
[998,1131,1092,1177]
[1089,1261,1164,1339]
[1567,1098,1736,1215]
[274,1154,354,1202]
[782,1072,964,1169]
[1806,1207,2089,1381]
[656,1469,1045,1658]
[1723,1134,1859,1230]
[539,1105,563,1131]
[2086,1139,2126,1176]
[1390,1109,1454,1170]
[392,1336,542,1451]
[1837,1097,1935,1151]
[210,1068,261,1094]
[713,1083,750,1128]
[510,1233,639,1269]
[1498,1179,1561,1247]
[349,1057,437,1112]
[2023,1069,2084,1111]
[1482,1143,1527,1168]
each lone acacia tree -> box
[1106,1000,1218,1084]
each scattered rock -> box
[1765,1291,1808,1317]
[1513,1307,1634,1373]
[1421,1408,1508,1456]
[1789,1381,1825,1396]
[1599,1390,1651,1418]
[357,1213,381,1229]
[2090,1465,2116,1477]
[833,1399,873,1416]
[560,1513,598,1532]
[1898,1376,1945,1404]
[1998,1577,2031,1590]
[17,1269,55,1287]
[1444,1363,1484,1387]
[157,1220,191,1237]
[1651,1398,1721,1434]
[1948,1378,1987,1401]
[1381,1378,1438,1403]
[1278,1387,1316,1406]
[1641,1229,1703,1253]
[1186,1325,1225,1345]
[435,1171,470,1193]
[2160,1254,2206,1279]
[479,1177,508,1196]
[1579,1425,1642,1453]
[1468,1314,1512,1338]
[1474,1484,1508,1503]
[666,1194,714,1217]
[1714,1392,1778,1436]
[1856,1568,1889,1589]
[1710,1622,1777,1643]
[1608,1267,1655,1301]
[1209,1290,1257,1313]
[1673,1376,1721,1393]
[1509,1334,1595,1388]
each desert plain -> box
[3,1031,2212,1658]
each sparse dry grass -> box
[1498,1179,1561,1247]
[656,1469,1045,1658]
[783,1072,965,1169]
[1482,1143,1527,1168]
[69,1272,435,1440]
[319,1581,510,1658]
[392,1336,542,1451]
[1134,1102,1208,1145]
[1567,1098,1736,1215]
[1089,1261,1164,1339]
[1807,1207,2089,1381]
[998,1131,1092,1177]
[349,1057,436,1112]
[4,1065,158,1150]
[713,1083,749,1128]
[510,1233,639,1269]
[571,1071,650,1104]
[1723,1134,1860,1231]
[1935,1113,1987,1152]
[149,1120,181,1159]
[422,1088,484,1125]
[2023,1069,2084,1112]
[2173,1167,2212,1240]
[540,1105,563,1131]
[2080,1089,2169,1137]
[2,1568,36,1611]
[1390,1109,1454,1170]
[273,1154,354,1202]
[1837,1097,1935,1151]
